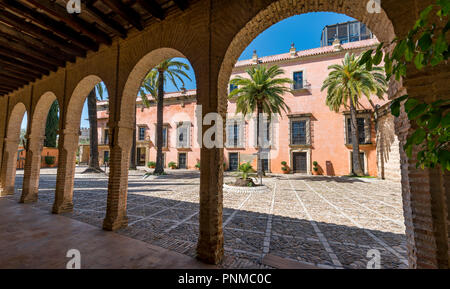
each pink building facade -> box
[94,38,391,176]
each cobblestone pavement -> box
[10,167,407,269]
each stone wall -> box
[376,106,401,182]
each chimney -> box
[252,50,258,63]
[332,38,342,51]
[290,43,296,57]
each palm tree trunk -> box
[129,102,137,170]
[85,89,102,173]
[154,70,165,174]
[349,99,364,176]
[256,103,264,180]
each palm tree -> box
[139,58,191,175]
[84,83,105,173]
[229,65,292,179]
[321,52,387,176]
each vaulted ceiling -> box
[0,0,190,96]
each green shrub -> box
[44,156,55,165]
[168,161,177,169]
[195,162,201,169]
[148,161,156,168]
[238,162,254,180]
[281,161,287,166]
[313,161,318,166]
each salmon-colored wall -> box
[95,42,387,176]
[17,146,58,169]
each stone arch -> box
[20,92,58,203]
[66,75,103,132]
[52,75,106,214]
[120,47,187,129]
[0,102,27,196]
[30,92,58,139]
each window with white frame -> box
[289,116,310,145]
[138,126,146,141]
[155,125,169,148]
[177,122,191,148]
[293,71,304,90]
[344,113,371,145]
[226,119,244,148]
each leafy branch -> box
[360,0,450,171]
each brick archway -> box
[0,102,27,196]
[102,48,194,231]
[20,92,58,203]
[214,0,406,266]
[53,75,105,214]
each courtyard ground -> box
[10,167,407,269]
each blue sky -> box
[22,12,354,130]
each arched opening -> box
[18,92,60,204]
[215,3,406,268]
[106,48,203,248]
[0,102,27,197]
[52,75,111,224]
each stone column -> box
[20,135,45,203]
[52,128,79,213]
[196,62,226,264]
[102,123,131,231]
[0,138,21,196]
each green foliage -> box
[313,161,318,166]
[139,58,192,108]
[148,161,156,168]
[321,53,387,112]
[195,162,201,169]
[238,162,254,180]
[44,156,55,165]
[281,161,287,166]
[168,161,177,168]
[359,0,450,171]
[44,100,59,148]
[229,65,292,117]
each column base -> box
[196,243,224,265]
[19,194,38,203]
[0,187,14,197]
[103,215,128,231]
[52,202,74,214]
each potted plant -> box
[148,161,156,168]
[168,161,177,169]
[195,162,201,170]
[312,161,319,175]
[281,161,289,174]
[44,156,55,167]
[234,162,256,187]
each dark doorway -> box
[136,148,146,166]
[350,152,365,175]
[178,153,187,169]
[229,153,239,171]
[292,152,307,173]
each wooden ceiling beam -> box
[1,64,42,80]
[137,0,165,20]
[83,0,127,38]
[0,70,35,83]
[0,36,62,69]
[173,0,189,11]
[0,45,57,72]
[0,9,87,57]
[23,0,112,45]
[102,0,144,30]
[0,56,49,76]
[0,23,76,62]
[0,75,28,87]
[1,0,98,50]
[0,67,38,83]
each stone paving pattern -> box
[10,167,407,269]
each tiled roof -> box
[96,89,197,106]
[235,39,379,67]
